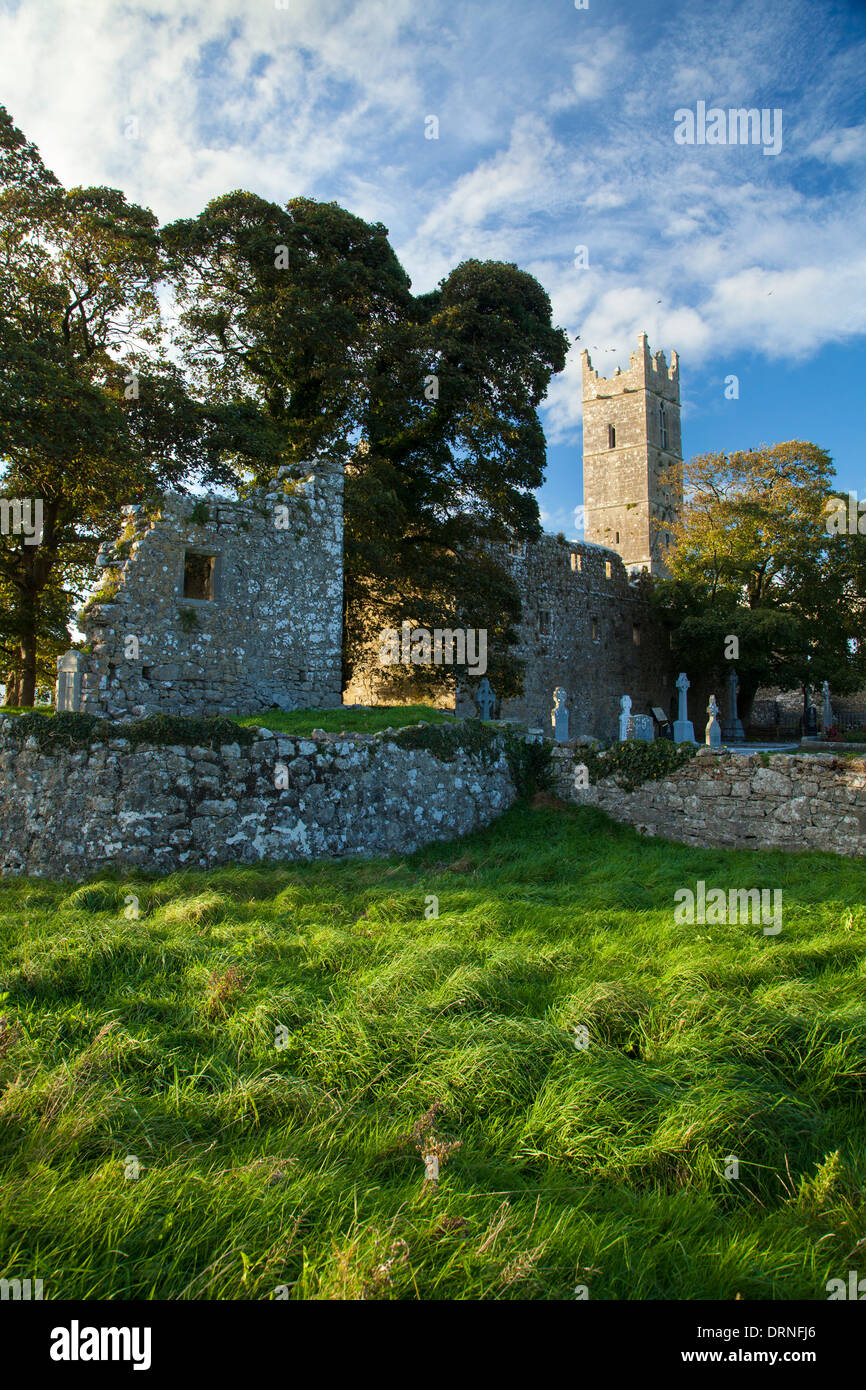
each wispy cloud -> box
[1,0,864,459]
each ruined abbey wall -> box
[73,462,343,719]
[342,535,679,742]
[494,536,676,739]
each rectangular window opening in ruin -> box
[633,625,640,646]
[183,551,216,602]
[605,560,612,579]
[608,424,616,449]
[570,552,582,571]
[538,609,552,637]
[592,617,599,642]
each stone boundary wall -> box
[0,725,517,880]
[551,746,866,856]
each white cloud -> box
[0,0,863,456]
[807,126,866,165]
[548,30,630,108]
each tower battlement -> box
[582,332,679,401]
[581,331,683,578]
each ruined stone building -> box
[582,332,682,578]
[58,333,690,740]
[492,534,674,738]
[62,462,343,719]
[345,332,683,735]
[489,333,683,733]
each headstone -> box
[673,672,696,743]
[475,677,496,721]
[618,694,632,742]
[804,690,818,738]
[631,713,654,741]
[706,695,722,747]
[551,686,569,743]
[55,650,84,713]
[822,680,833,732]
[722,667,745,742]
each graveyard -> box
[1,0,865,1325]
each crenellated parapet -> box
[581,332,680,403]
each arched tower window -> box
[659,401,668,451]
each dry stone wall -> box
[0,721,517,880]
[551,745,866,856]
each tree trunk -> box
[2,671,22,707]
[17,585,39,708]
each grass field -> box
[234,704,456,735]
[1,802,864,1300]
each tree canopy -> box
[654,442,866,716]
[163,194,568,694]
[0,104,234,705]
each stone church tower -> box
[581,332,682,577]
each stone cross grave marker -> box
[822,680,833,732]
[552,686,569,743]
[475,677,496,720]
[706,694,722,747]
[673,672,696,743]
[722,667,745,742]
[804,692,818,737]
[618,694,632,742]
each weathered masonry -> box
[495,534,675,738]
[62,462,344,718]
[0,721,517,879]
[551,746,866,857]
[582,332,683,578]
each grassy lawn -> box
[0,803,864,1300]
[0,704,455,735]
[234,704,456,736]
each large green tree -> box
[164,196,568,694]
[0,106,235,705]
[654,442,866,721]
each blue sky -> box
[1,0,864,534]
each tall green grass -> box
[0,804,864,1300]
